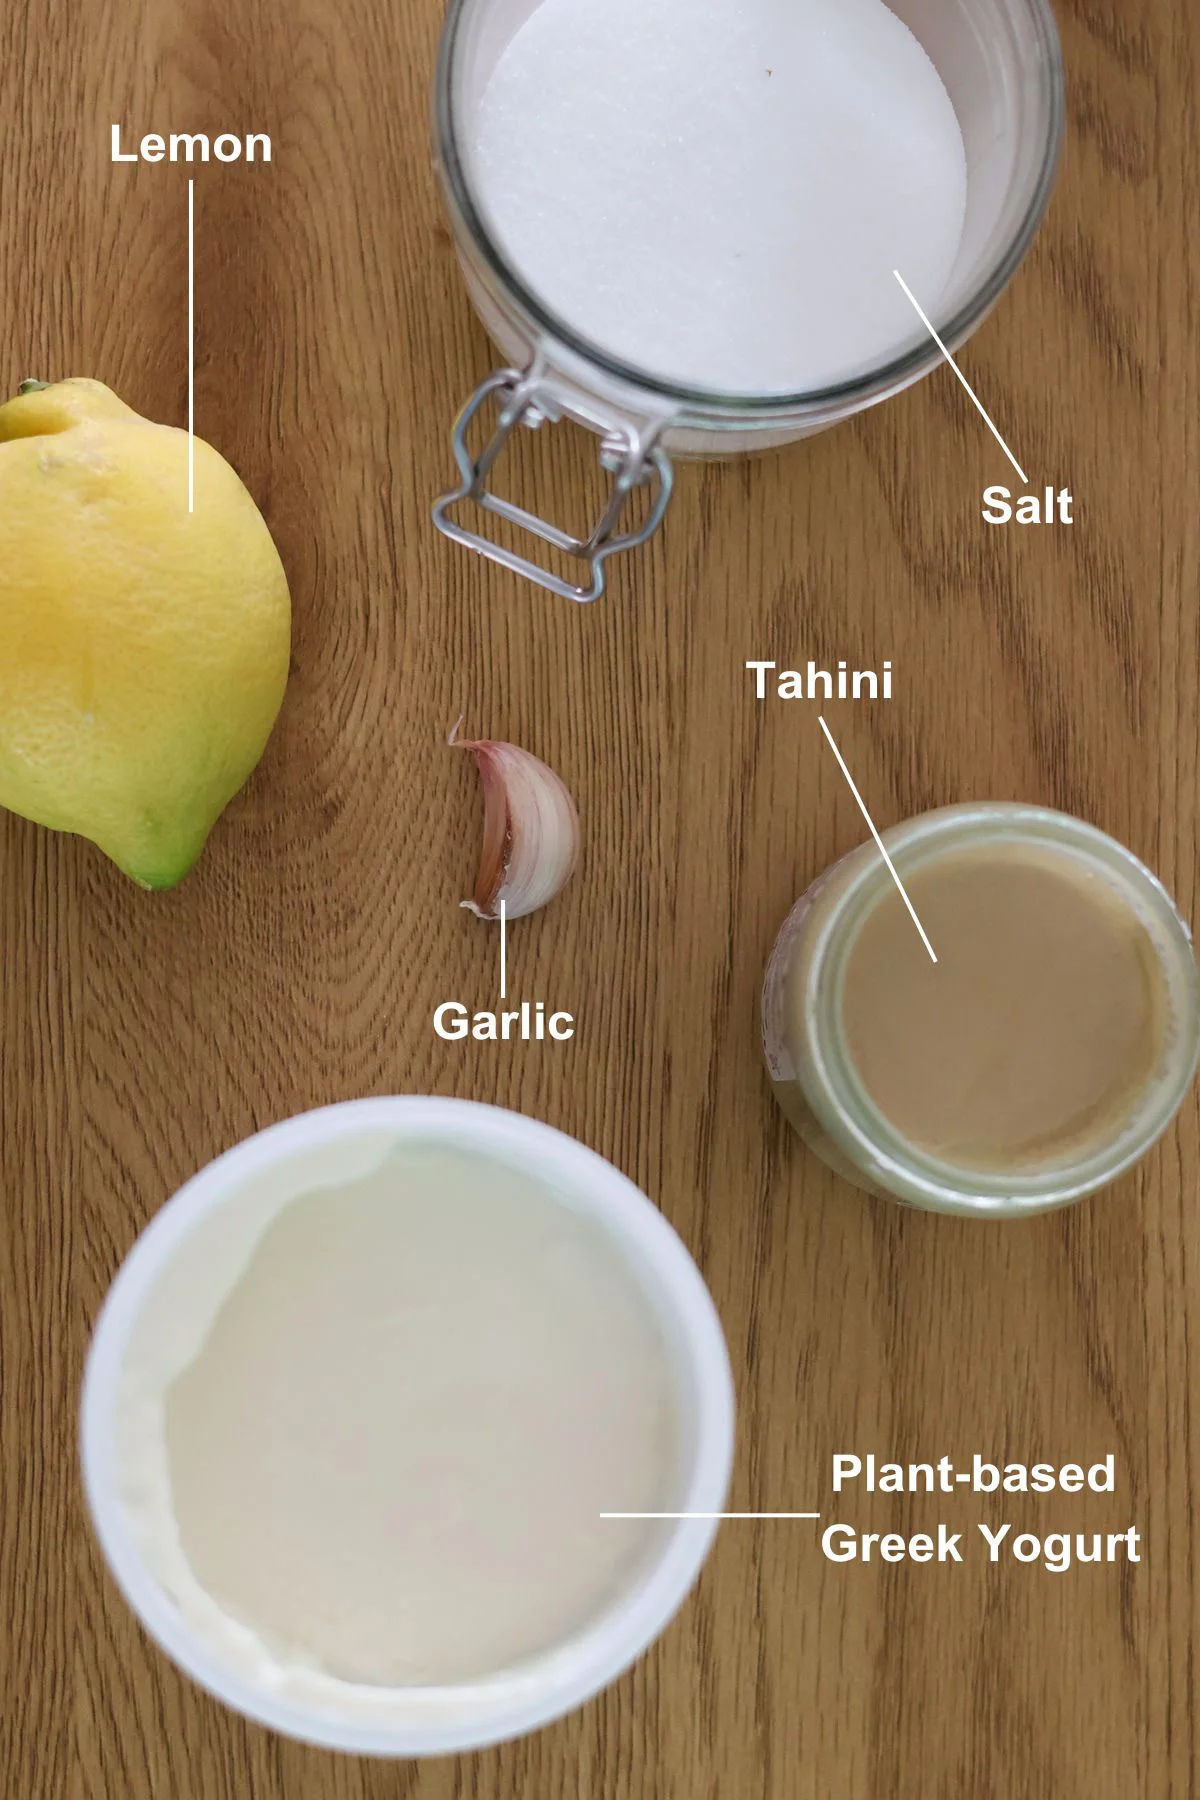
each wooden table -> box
[2,1,1195,1794]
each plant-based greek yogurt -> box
[158,1145,679,1686]
[472,0,969,393]
[83,1102,736,1752]
[101,1141,688,1701]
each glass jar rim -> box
[433,0,1066,417]
[796,805,1200,1216]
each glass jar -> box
[761,805,1200,1217]
[431,0,1064,599]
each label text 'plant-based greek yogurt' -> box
[832,1453,1116,1492]
[819,1452,1141,1573]
[821,1523,1141,1571]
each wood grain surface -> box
[2,0,1197,1794]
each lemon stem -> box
[17,379,51,396]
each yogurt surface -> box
[113,1142,678,1699]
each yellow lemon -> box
[0,377,290,888]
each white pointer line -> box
[187,179,195,513]
[893,269,1029,486]
[499,897,507,1000]
[601,1512,821,1521]
[818,717,938,965]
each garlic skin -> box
[449,721,580,920]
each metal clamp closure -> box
[432,366,674,602]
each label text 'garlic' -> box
[434,1001,575,1042]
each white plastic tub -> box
[81,1096,735,1756]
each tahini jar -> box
[762,805,1200,1217]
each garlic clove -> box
[449,720,580,921]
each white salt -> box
[472,0,968,394]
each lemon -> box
[0,378,290,888]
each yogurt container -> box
[81,1097,735,1754]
